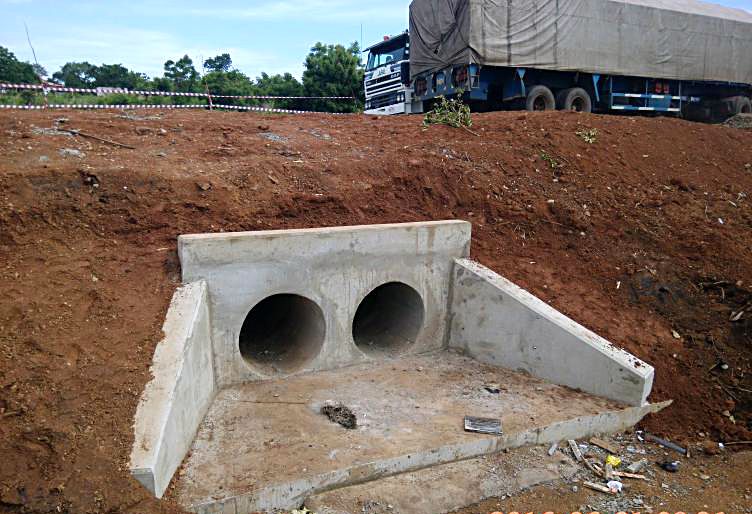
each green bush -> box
[423,94,472,129]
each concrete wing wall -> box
[130,280,215,498]
[448,259,654,407]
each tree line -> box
[0,43,364,112]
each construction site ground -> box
[0,109,751,513]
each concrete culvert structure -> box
[239,294,325,374]
[133,222,662,510]
[352,282,424,356]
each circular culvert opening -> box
[239,294,325,374]
[352,282,424,356]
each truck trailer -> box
[408,0,752,120]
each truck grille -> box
[368,92,402,109]
[366,73,401,87]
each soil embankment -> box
[1,110,751,512]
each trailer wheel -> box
[726,96,752,116]
[739,97,752,114]
[556,88,592,113]
[526,85,556,111]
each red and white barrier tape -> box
[0,83,354,100]
[0,103,341,114]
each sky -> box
[1,0,751,81]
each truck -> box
[407,0,752,121]
[363,32,417,115]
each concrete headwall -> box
[130,280,215,498]
[448,259,654,406]
[178,221,471,387]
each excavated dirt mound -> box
[1,109,751,513]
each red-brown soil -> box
[0,109,751,513]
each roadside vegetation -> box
[0,91,208,107]
[423,93,473,130]
[0,44,364,112]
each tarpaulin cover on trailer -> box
[408,0,752,85]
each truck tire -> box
[726,95,752,116]
[556,87,593,113]
[526,85,556,111]
[738,97,752,114]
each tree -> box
[52,62,150,90]
[93,64,150,89]
[151,76,174,92]
[0,46,39,84]
[302,42,364,112]
[31,63,47,79]
[163,55,199,92]
[52,62,96,88]
[93,64,131,88]
[204,53,232,73]
[203,69,255,105]
[256,72,305,109]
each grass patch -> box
[576,127,599,144]
[0,91,299,110]
[540,150,564,169]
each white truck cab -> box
[363,32,420,115]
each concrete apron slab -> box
[307,446,581,514]
[173,353,669,514]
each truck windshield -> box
[366,46,406,71]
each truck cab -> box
[363,32,420,115]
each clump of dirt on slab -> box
[322,403,357,429]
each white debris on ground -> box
[534,430,720,514]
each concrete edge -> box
[441,224,471,349]
[177,220,472,282]
[189,401,671,514]
[178,220,470,243]
[130,280,215,498]
[450,259,655,406]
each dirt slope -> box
[0,109,751,513]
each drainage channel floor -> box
[173,352,622,511]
